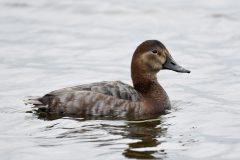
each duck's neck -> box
[131,64,166,95]
[132,73,163,98]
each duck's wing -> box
[26,81,141,107]
[25,81,143,116]
[50,81,141,101]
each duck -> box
[27,40,190,118]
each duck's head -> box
[131,40,190,79]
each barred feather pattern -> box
[36,81,144,117]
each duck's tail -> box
[24,96,47,109]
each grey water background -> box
[0,0,240,159]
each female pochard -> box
[27,40,190,117]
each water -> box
[0,0,240,159]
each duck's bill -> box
[163,56,190,73]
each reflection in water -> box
[123,119,167,159]
[34,110,168,159]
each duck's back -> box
[50,81,141,101]
[30,81,142,116]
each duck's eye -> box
[152,49,158,54]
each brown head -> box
[131,40,190,90]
